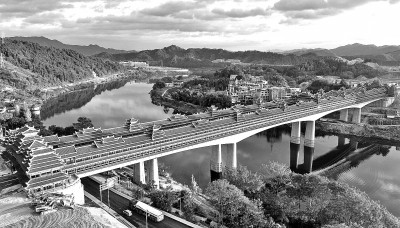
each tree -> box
[206,179,245,226]
[181,191,196,221]
[14,104,20,117]
[153,81,166,90]
[160,77,173,83]
[148,190,178,212]
[23,105,32,122]
[73,117,94,130]
[223,165,263,194]
[265,75,288,87]
[205,179,271,227]
[190,175,201,194]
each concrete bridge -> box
[3,87,389,199]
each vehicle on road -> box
[123,209,132,217]
[130,201,164,222]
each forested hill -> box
[10,36,131,56]
[0,39,123,89]
[95,45,317,67]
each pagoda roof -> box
[94,136,124,148]
[22,140,47,150]
[26,172,69,189]
[55,146,77,159]
[43,135,60,143]
[31,147,54,156]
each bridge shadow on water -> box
[293,135,392,178]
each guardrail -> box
[68,91,387,175]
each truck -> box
[129,200,164,222]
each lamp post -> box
[145,209,148,228]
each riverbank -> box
[1,70,148,110]
[151,89,205,115]
[316,118,400,142]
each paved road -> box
[0,174,19,191]
[81,177,190,228]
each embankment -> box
[316,119,400,142]
[150,90,205,115]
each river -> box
[42,81,400,217]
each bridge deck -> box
[62,88,386,176]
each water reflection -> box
[41,82,400,217]
[42,82,172,128]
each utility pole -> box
[145,210,148,228]
[107,188,110,207]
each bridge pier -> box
[304,121,315,173]
[133,161,145,185]
[352,108,361,124]
[290,121,301,171]
[350,139,359,150]
[226,143,237,169]
[338,135,345,147]
[340,109,349,122]
[145,158,160,189]
[210,144,222,182]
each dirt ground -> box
[0,192,127,228]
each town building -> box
[119,61,149,68]
[268,87,288,101]
[227,74,300,104]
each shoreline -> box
[150,89,205,115]
[316,118,400,142]
[4,70,146,110]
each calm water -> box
[42,82,400,217]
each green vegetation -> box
[169,89,231,109]
[148,189,178,212]
[0,40,123,89]
[216,162,400,227]
[0,108,93,137]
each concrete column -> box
[210,144,222,182]
[352,108,361,124]
[290,122,301,171]
[350,139,359,150]
[133,161,145,185]
[226,143,237,169]
[290,143,300,171]
[304,121,315,173]
[338,135,345,147]
[340,109,349,122]
[145,158,160,189]
[290,121,301,144]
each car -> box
[123,209,132,217]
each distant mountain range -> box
[9,36,133,56]
[284,43,400,64]
[93,44,320,67]
[6,36,400,66]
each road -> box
[0,174,19,191]
[81,177,190,228]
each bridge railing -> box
[65,88,387,175]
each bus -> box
[130,201,164,222]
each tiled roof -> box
[26,172,69,189]
[43,135,60,143]
[55,146,77,159]
[31,148,54,156]
[25,140,47,150]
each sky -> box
[0,0,400,51]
